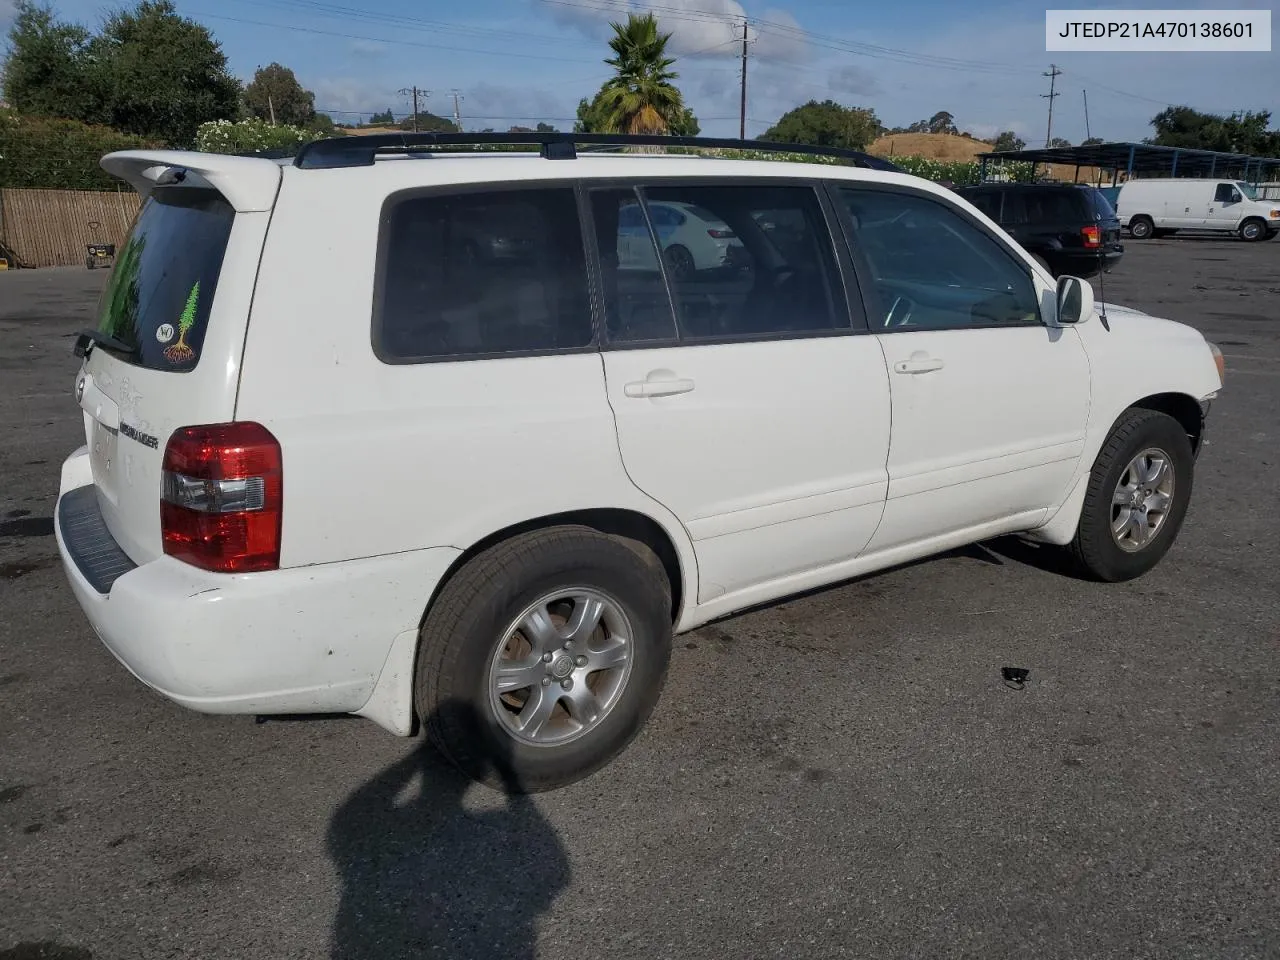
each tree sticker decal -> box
[164,281,199,364]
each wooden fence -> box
[0,188,140,269]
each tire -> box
[1239,218,1266,242]
[663,244,695,280]
[1069,409,1194,583]
[416,525,673,793]
[1128,216,1154,239]
[1263,230,1278,242]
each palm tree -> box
[598,12,685,135]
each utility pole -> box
[738,20,749,140]
[1041,64,1062,147]
[451,89,463,132]
[1082,88,1091,141]
[267,94,276,126]
[398,86,429,132]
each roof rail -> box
[291,131,903,172]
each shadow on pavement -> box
[327,703,569,960]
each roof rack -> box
[291,131,903,172]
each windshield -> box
[93,186,234,372]
[1236,182,1258,200]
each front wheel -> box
[416,526,673,792]
[1239,218,1266,242]
[1128,217,1154,239]
[1069,409,1194,582]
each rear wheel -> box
[1239,218,1266,242]
[1069,409,1194,582]
[1128,216,1154,239]
[663,244,695,280]
[416,526,673,792]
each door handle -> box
[893,357,944,375]
[624,377,695,398]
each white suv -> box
[55,134,1225,792]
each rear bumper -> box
[55,448,460,731]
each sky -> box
[2,0,1277,143]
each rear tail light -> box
[707,228,735,239]
[161,422,282,573]
[1081,224,1101,248]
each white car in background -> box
[618,199,742,277]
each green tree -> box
[1048,136,1072,148]
[1146,105,1280,154]
[243,62,315,126]
[596,12,686,135]
[992,130,1025,152]
[1,1,93,121]
[927,110,957,135]
[369,108,395,125]
[88,0,240,146]
[1081,136,1104,146]
[761,100,882,151]
[397,111,457,133]
[535,121,557,133]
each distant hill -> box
[868,133,992,161]
[869,131,1105,184]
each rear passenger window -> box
[592,183,848,343]
[964,190,1002,220]
[376,188,594,361]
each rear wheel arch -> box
[418,508,691,636]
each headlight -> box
[1208,341,1225,385]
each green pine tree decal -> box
[164,281,199,363]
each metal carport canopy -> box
[977,142,1280,180]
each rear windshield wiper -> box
[74,329,136,358]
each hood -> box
[1095,301,1205,343]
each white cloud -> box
[458,82,576,128]
[545,0,806,62]
[308,76,397,120]
[827,64,879,97]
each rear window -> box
[958,188,1002,220]
[1083,188,1116,219]
[1002,189,1089,225]
[94,187,234,372]
[375,187,594,362]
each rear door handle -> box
[893,357,944,375]
[624,377,695,398]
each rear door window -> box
[375,187,594,361]
[94,187,234,372]
[962,189,1003,221]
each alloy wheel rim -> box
[487,588,634,746]
[1110,447,1175,553]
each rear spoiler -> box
[100,151,283,213]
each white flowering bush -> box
[195,118,319,155]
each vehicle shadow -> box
[327,703,569,960]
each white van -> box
[55,133,1224,791]
[1117,178,1280,241]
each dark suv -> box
[954,183,1124,278]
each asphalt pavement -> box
[1,239,1278,960]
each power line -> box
[187,11,606,63]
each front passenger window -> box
[838,187,1040,331]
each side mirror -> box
[1056,275,1094,325]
